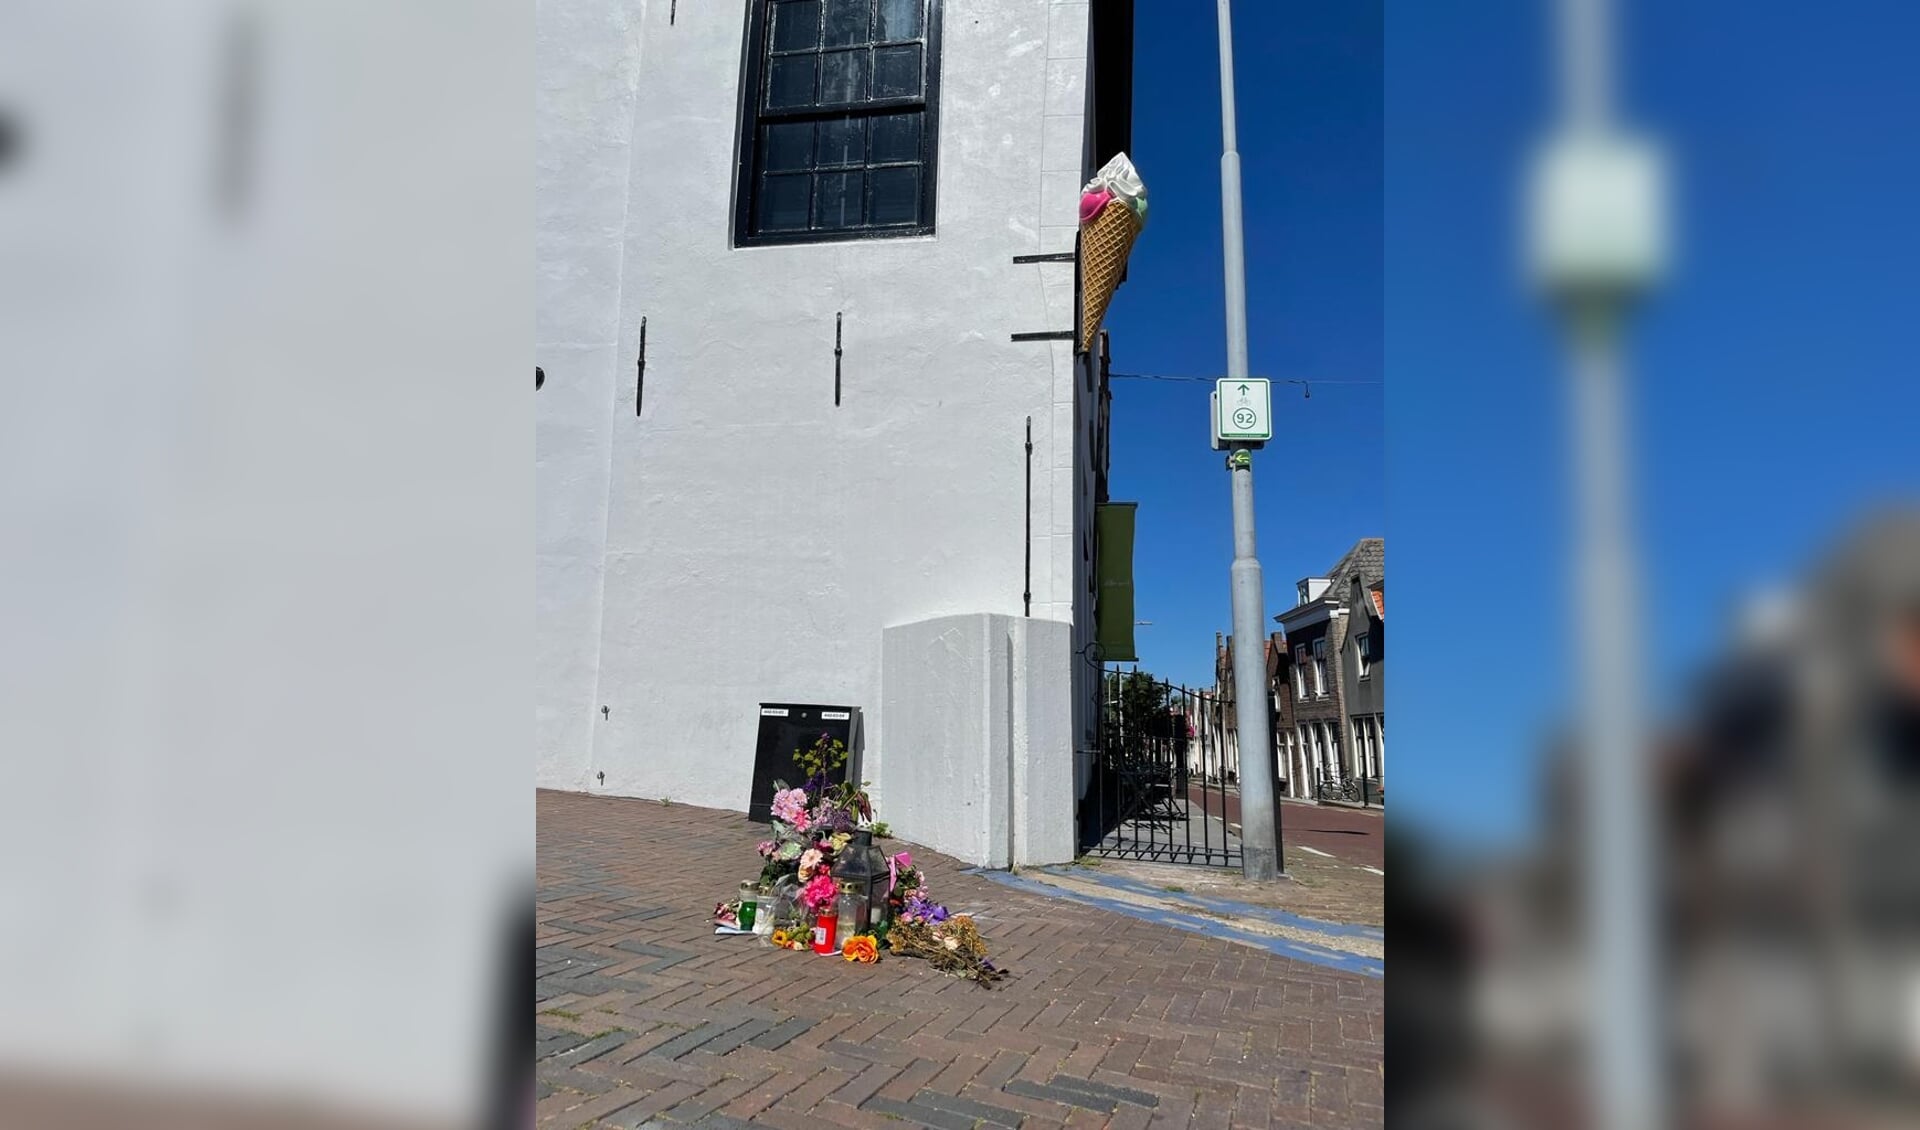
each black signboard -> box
[746,703,862,823]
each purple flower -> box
[903,894,949,924]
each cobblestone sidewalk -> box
[537,790,1384,1128]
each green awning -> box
[1095,502,1138,662]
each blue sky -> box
[1387,0,1920,845]
[1103,0,1384,693]
[1109,2,1919,848]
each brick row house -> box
[1209,536,1384,802]
[1273,538,1384,799]
[1208,632,1280,790]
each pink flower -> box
[798,848,824,881]
[887,851,912,893]
[770,787,810,827]
[756,840,776,858]
[799,873,838,914]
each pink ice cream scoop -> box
[1079,188,1114,223]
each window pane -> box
[814,171,864,229]
[815,116,866,168]
[743,0,934,242]
[819,48,868,105]
[823,0,871,46]
[767,55,817,108]
[758,173,811,231]
[872,44,922,98]
[868,165,920,225]
[772,0,821,51]
[762,121,814,172]
[876,0,923,41]
[870,111,920,163]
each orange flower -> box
[841,934,879,964]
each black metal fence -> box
[1077,668,1243,867]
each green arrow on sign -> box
[1238,383,1249,395]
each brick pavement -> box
[1069,850,1382,931]
[537,790,1383,1128]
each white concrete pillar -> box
[876,613,1075,869]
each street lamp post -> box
[1530,1,1668,1126]
[1215,0,1281,881]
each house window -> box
[1356,632,1372,679]
[1292,644,1308,698]
[1312,639,1327,697]
[1314,722,1335,784]
[1352,715,1376,777]
[733,0,941,245]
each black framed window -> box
[733,0,941,245]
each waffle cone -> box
[1078,199,1142,353]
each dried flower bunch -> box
[885,914,1006,987]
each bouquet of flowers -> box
[754,733,870,886]
[870,850,927,930]
[870,849,1006,987]
[886,913,1006,987]
[717,733,1008,984]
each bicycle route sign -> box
[1214,377,1272,442]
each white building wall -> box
[535,0,650,792]
[537,0,1103,823]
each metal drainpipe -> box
[1023,415,1033,617]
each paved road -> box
[538,790,1384,1129]
[1278,800,1384,871]
[1183,787,1385,870]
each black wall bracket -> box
[635,317,647,417]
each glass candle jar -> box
[753,882,773,935]
[736,881,757,931]
[836,880,869,937]
[810,905,838,955]
[767,876,800,945]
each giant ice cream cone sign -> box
[1080,200,1141,353]
[1077,153,1149,354]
